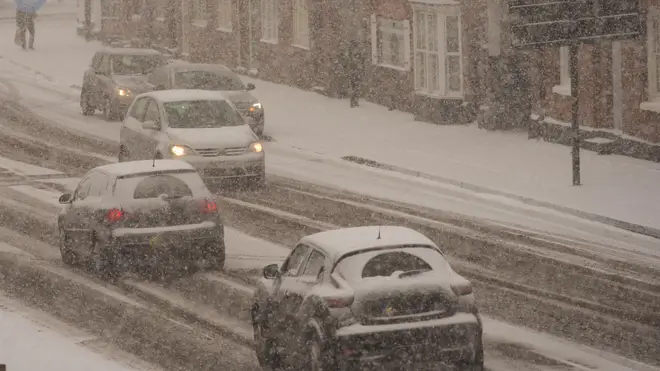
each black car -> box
[57,159,225,279]
[80,48,167,121]
[146,62,265,136]
[251,226,484,371]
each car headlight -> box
[249,142,263,153]
[170,145,195,157]
[248,102,262,112]
[116,88,131,97]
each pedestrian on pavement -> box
[346,39,364,108]
[14,0,44,50]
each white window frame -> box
[217,0,232,32]
[261,0,278,44]
[192,0,208,27]
[552,46,572,96]
[412,2,463,98]
[370,15,410,71]
[292,0,310,49]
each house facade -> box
[97,0,660,160]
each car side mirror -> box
[263,264,280,279]
[141,120,158,130]
[246,83,256,91]
[59,193,73,204]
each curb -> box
[0,250,259,371]
[340,155,660,240]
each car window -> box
[74,176,94,201]
[88,173,109,197]
[281,245,311,277]
[144,100,161,126]
[129,97,149,121]
[110,54,163,75]
[164,100,245,129]
[302,250,326,277]
[333,246,450,283]
[99,54,111,74]
[173,71,245,91]
[113,170,209,199]
[91,52,103,69]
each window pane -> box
[415,11,425,50]
[655,55,660,93]
[429,53,439,92]
[428,13,438,51]
[446,15,459,53]
[390,33,403,66]
[416,52,426,89]
[447,55,461,92]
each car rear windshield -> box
[333,246,450,283]
[111,55,163,75]
[113,171,208,199]
[174,71,245,91]
[164,100,245,128]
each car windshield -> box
[333,246,449,283]
[164,100,245,129]
[111,55,163,75]
[113,171,208,199]
[174,71,245,91]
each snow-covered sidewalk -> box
[0,16,659,240]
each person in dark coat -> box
[15,0,39,50]
[346,39,364,108]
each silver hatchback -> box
[118,89,265,186]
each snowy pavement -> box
[0,295,159,371]
[0,16,659,269]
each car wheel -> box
[80,90,95,116]
[254,319,281,369]
[59,230,79,266]
[102,96,118,121]
[90,238,118,282]
[118,145,129,162]
[457,343,484,371]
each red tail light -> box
[106,208,124,223]
[201,199,218,214]
[325,295,354,308]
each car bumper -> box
[105,221,224,264]
[333,313,482,370]
[179,152,265,181]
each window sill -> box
[260,38,278,45]
[192,19,208,28]
[155,16,165,22]
[415,91,463,100]
[639,100,660,113]
[376,63,409,72]
[552,84,572,97]
[216,26,232,33]
[292,44,310,51]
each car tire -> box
[253,317,282,369]
[59,230,80,266]
[457,343,484,371]
[102,96,119,121]
[90,238,119,282]
[205,242,226,271]
[118,145,129,162]
[80,90,95,116]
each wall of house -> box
[623,39,660,143]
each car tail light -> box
[325,295,354,308]
[451,282,473,296]
[106,208,124,223]
[200,199,218,214]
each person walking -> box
[14,0,43,50]
[346,39,364,108]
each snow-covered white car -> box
[118,89,265,186]
[57,160,225,279]
[251,226,484,371]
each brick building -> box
[100,0,660,160]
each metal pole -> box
[569,41,581,186]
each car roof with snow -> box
[93,160,195,178]
[104,47,163,56]
[139,89,233,103]
[164,62,233,73]
[300,226,438,259]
